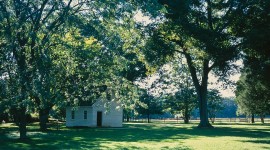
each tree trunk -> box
[39,108,50,131]
[197,90,212,128]
[210,117,215,124]
[184,53,212,128]
[184,117,189,124]
[18,108,27,139]
[251,113,255,123]
[184,106,190,124]
[147,113,150,123]
[209,112,215,123]
[197,72,212,128]
[260,114,264,124]
[126,115,130,122]
[17,76,29,139]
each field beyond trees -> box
[1,122,269,150]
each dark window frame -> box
[84,111,87,119]
[71,111,75,119]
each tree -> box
[137,90,163,123]
[236,71,270,123]
[0,0,89,138]
[35,27,110,131]
[232,0,270,124]
[207,89,224,123]
[152,58,197,124]
[166,88,197,124]
[144,0,240,127]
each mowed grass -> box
[0,122,269,150]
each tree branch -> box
[182,50,201,91]
[206,0,214,30]
[208,62,217,72]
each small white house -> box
[66,99,123,127]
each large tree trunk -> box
[198,60,213,128]
[39,108,50,131]
[18,108,27,139]
[15,45,30,139]
[18,79,29,139]
[184,116,189,124]
[197,88,212,128]
[184,50,213,128]
[34,96,52,131]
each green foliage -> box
[136,90,163,122]
[207,89,224,123]
[155,58,197,124]
[166,88,197,124]
[0,0,153,136]
[0,0,86,137]
[236,70,270,118]
[147,0,240,73]
[231,0,270,123]
[231,0,270,57]
[144,24,177,67]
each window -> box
[71,111,75,119]
[84,111,87,119]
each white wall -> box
[66,106,92,127]
[92,100,123,127]
[66,99,123,127]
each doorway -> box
[97,111,102,127]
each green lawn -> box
[0,122,269,150]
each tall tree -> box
[0,0,87,138]
[236,70,270,123]
[144,0,240,127]
[232,0,270,124]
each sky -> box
[134,11,152,25]
[208,72,241,97]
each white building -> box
[66,99,123,127]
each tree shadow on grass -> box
[0,123,269,149]
[242,139,270,144]
[192,126,269,138]
[0,124,192,149]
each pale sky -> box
[133,11,152,25]
[208,72,240,97]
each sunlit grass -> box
[0,122,269,149]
